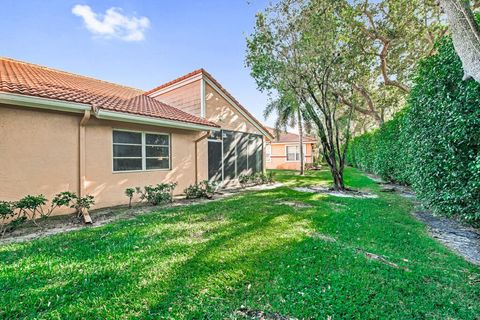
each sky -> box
[0,0,278,127]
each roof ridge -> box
[0,56,144,93]
[144,68,204,96]
[145,68,273,138]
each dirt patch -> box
[364,172,480,266]
[278,201,313,209]
[292,186,378,199]
[413,211,480,265]
[366,173,385,183]
[356,247,410,271]
[233,307,296,320]
[0,183,285,245]
[308,232,336,242]
[328,203,348,212]
[379,183,416,199]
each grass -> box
[0,167,479,319]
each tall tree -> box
[246,0,355,189]
[439,0,480,82]
[340,0,445,129]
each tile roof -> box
[0,57,218,128]
[266,126,317,143]
[146,68,273,138]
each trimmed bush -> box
[347,36,480,223]
[184,180,216,199]
[135,183,177,205]
[239,172,275,188]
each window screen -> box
[113,130,170,172]
[286,145,300,161]
[113,131,142,171]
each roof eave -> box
[0,92,91,113]
[95,109,220,131]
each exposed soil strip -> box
[0,183,284,245]
[278,201,313,208]
[365,173,480,265]
[292,186,378,199]
[233,307,296,320]
[356,248,410,271]
[413,211,480,265]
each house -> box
[0,57,273,215]
[265,127,317,171]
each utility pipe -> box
[79,110,92,224]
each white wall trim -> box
[96,109,220,132]
[148,74,203,97]
[0,92,91,113]
[200,79,206,118]
[202,76,274,140]
[144,71,274,139]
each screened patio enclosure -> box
[208,130,263,183]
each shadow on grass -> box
[1,169,479,319]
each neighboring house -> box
[265,127,317,171]
[0,58,273,215]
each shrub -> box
[125,188,135,208]
[184,180,216,199]
[136,183,177,205]
[347,36,480,223]
[73,195,96,214]
[15,194,48,224]
[239,172,275,188]
[0,201,16,236]
[0,191,96,233]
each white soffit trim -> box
[96,109,219,131]
[202,76,274,140]
[0,92,91,113]
[148,74,203,97]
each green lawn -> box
[1,168,479,319]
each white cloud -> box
[72,4,150,41]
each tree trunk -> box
[298,109,305,175]
[439,0,480,82]
[330,161,345,191]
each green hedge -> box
[347,36,480,223]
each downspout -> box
[194,132,210,184]
[79,110,92,224]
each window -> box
[286,145,300,162]
[266,144,272,162]
[113,130,170,172]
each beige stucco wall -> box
[151,80,201,117]
[205,83,261,135]
[1,78,269,217]
[83,118,206,209]
[0,104,208,215]
[266,143,314,170]
[0,104,81,214]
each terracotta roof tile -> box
[0,57,218,128]
[266,126,317,143]
[146,68,272,138]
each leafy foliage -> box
[124,188,135,208]
[136,183,177,206]
[239,172,275,188]
[0,191,96,233]
[184,180,216,199]
[348,36,480,222]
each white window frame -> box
[112,129,171,173]
[266,144,272,163]
[285,144,308,162]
